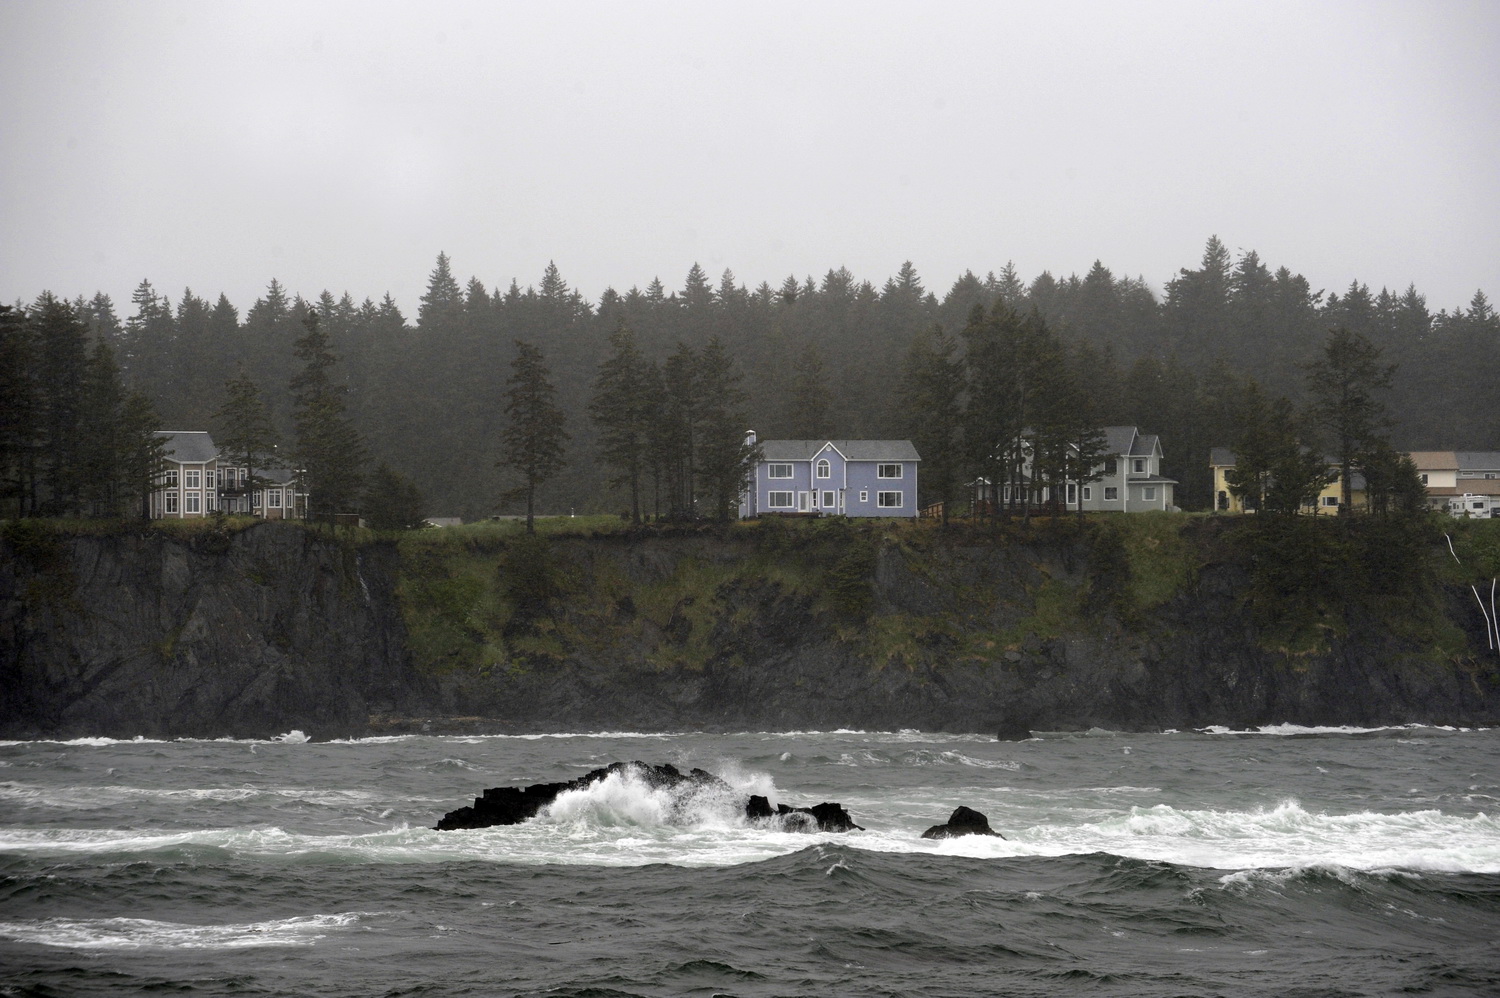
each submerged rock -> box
[434,761,727,830]
[920,805,1004,840]
[435,762,862,832]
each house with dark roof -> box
[740,435,920,517]
[1079,426,1177,512]
[150,430,302,520]
[1208,446,1363,515]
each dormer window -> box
[1133,459,1145,474]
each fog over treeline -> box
[30,236,1500,519]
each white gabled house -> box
[740,435,921,518]
[974,425,1176,514]
[151,430,304,520]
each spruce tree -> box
[899,324,965,524]
[693,337,756,522]
[119,391,167,522]
[499,339,568,533]
[1306,327,1394,515]
[78,340,126,517]
[587,324,650,523]
[290,311,366,524]
[31,293,90,515]
[363,463,426,530]
[0,304,37,517]
[213,370,280,513]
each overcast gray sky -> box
[3,0,1496,320]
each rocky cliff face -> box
[425,535,1500,735]
[3,521,1498,739]
[0,523,426,739]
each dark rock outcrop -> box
[921,805,1004,840]
[435,761,727,830]
[436,763,863,832]
[746,794,863,832]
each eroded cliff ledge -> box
[3,516,1498,739]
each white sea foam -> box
[1001,800,1500,873]
[0,781,397,810]
[3,794,1497,873]
[0,912,365,950]
[1198,723,1473,736]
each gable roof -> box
[1103,426,1138,456]
[1406,451,1458,471]
[1456,452,1500,472]
[155,430,218,464]
[758,439,920,462]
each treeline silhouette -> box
[14,236,1498,519]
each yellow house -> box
[1208,447,1365,515]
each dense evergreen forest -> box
[7,236,1498,520]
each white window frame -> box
[822,490,836,509]
[1322,496,1339,507]
[1104,487,1118,501]
[767,463,793,479]
[1067,483,1077,504]
[767,491,794,509]
[1133,459,1145,474]
[185,492,200,513]
[165,469,179,488]
[270,489,283,509]
[184,470,201,488]
[816,459,831,479]
[1082,486,1092,501]
[859,490,869,503]
[165,491,178,513]
[877,463,902,479]
[1143,486,1156,501]
[877,491,903,508]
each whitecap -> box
[0,912,366,950]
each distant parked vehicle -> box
[1446,494,1500,518]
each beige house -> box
[1411,450,1500,516]
[151,430,303,520]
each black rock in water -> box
[920,805,1004,840]
[434,761,728,830]
[746,794,863,832]
[995,719,1033,741]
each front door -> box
[799,491,810,512]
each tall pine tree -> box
[499,339,569,533]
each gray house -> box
[1078,426,1177,512]
[740,435,921,517]
[150,430,303,520]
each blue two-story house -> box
[740,435,921,518]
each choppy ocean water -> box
[2,726,1498,997]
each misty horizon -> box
[3,1,1496,321]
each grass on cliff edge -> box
[388,513,1213,676]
